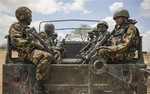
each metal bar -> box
[39,19,99,31]
[105,71,130,87]
[40,19,99,23]
[55,28,91,30]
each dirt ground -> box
[0,49,150,94]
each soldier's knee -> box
[44,52,52,62]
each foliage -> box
[69,24,90,41]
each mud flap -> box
[3,64,36,94]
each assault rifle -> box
[79,33,111,67]
[58,34,68,57]
[60,34,68,47]
[76,39,95,57]
[28,27,53,54]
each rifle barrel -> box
[79,33,111,66]
[28,27,52,54]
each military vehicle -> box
[3,19,149,94]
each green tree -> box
[71,24,90,41]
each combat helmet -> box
[52,32,58,40]
[88,30,94,40]
[53,32,58,37]
[15,6,31,21]
[88,30,94,35]
[91,27,98,32]
[113,9,130,20]
[97,21,108,29]
[44,23,55,31]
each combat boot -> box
[33,80,44,94]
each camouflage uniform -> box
[87,30,94,42]
[52,32,58,46]
[97,9,139,61]
[96,21,110,42]
[38,31,53,47]
[9,6,52,82]
[39,24,61,64]
[80,28,97,57]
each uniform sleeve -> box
[9,23,36,53]
[116,25,137,52]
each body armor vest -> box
[112,19,139,52]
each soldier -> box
[52,32,58,46]
[43,23,55,46]
[9,6,52,94]
[39,23,62,64]
[91,27,99,40]
[97,9,139,62]
[96,20,110,42]
[78,28,97,57]
[87,30,94,42]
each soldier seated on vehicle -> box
[96,20,110,42]
[52,32,65,58]
[39,23,62,64]
[85,21,110,52]
[89,27,98,44]
[93,20,111,46]
[97,9,139,63]
[87,30,94,42]
[9,6,52,94]
[77,29,98,58]
[52,32,58,46]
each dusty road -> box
[0,49,150,94]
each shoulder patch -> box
[11,22,22,30]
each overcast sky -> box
[0,0,150,51]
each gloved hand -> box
[97,46,118,53]
[97,46,107,50]
[35,43,44,50]
[55,47,65,52]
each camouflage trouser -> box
[97,48,135,61]
[27,49,52,81]
[53,50,61,64]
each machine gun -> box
[76,39,95,57]
[55,34,68,58]
[28,27,53,54]
[79,33,111,67]
[60,34,68,47]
